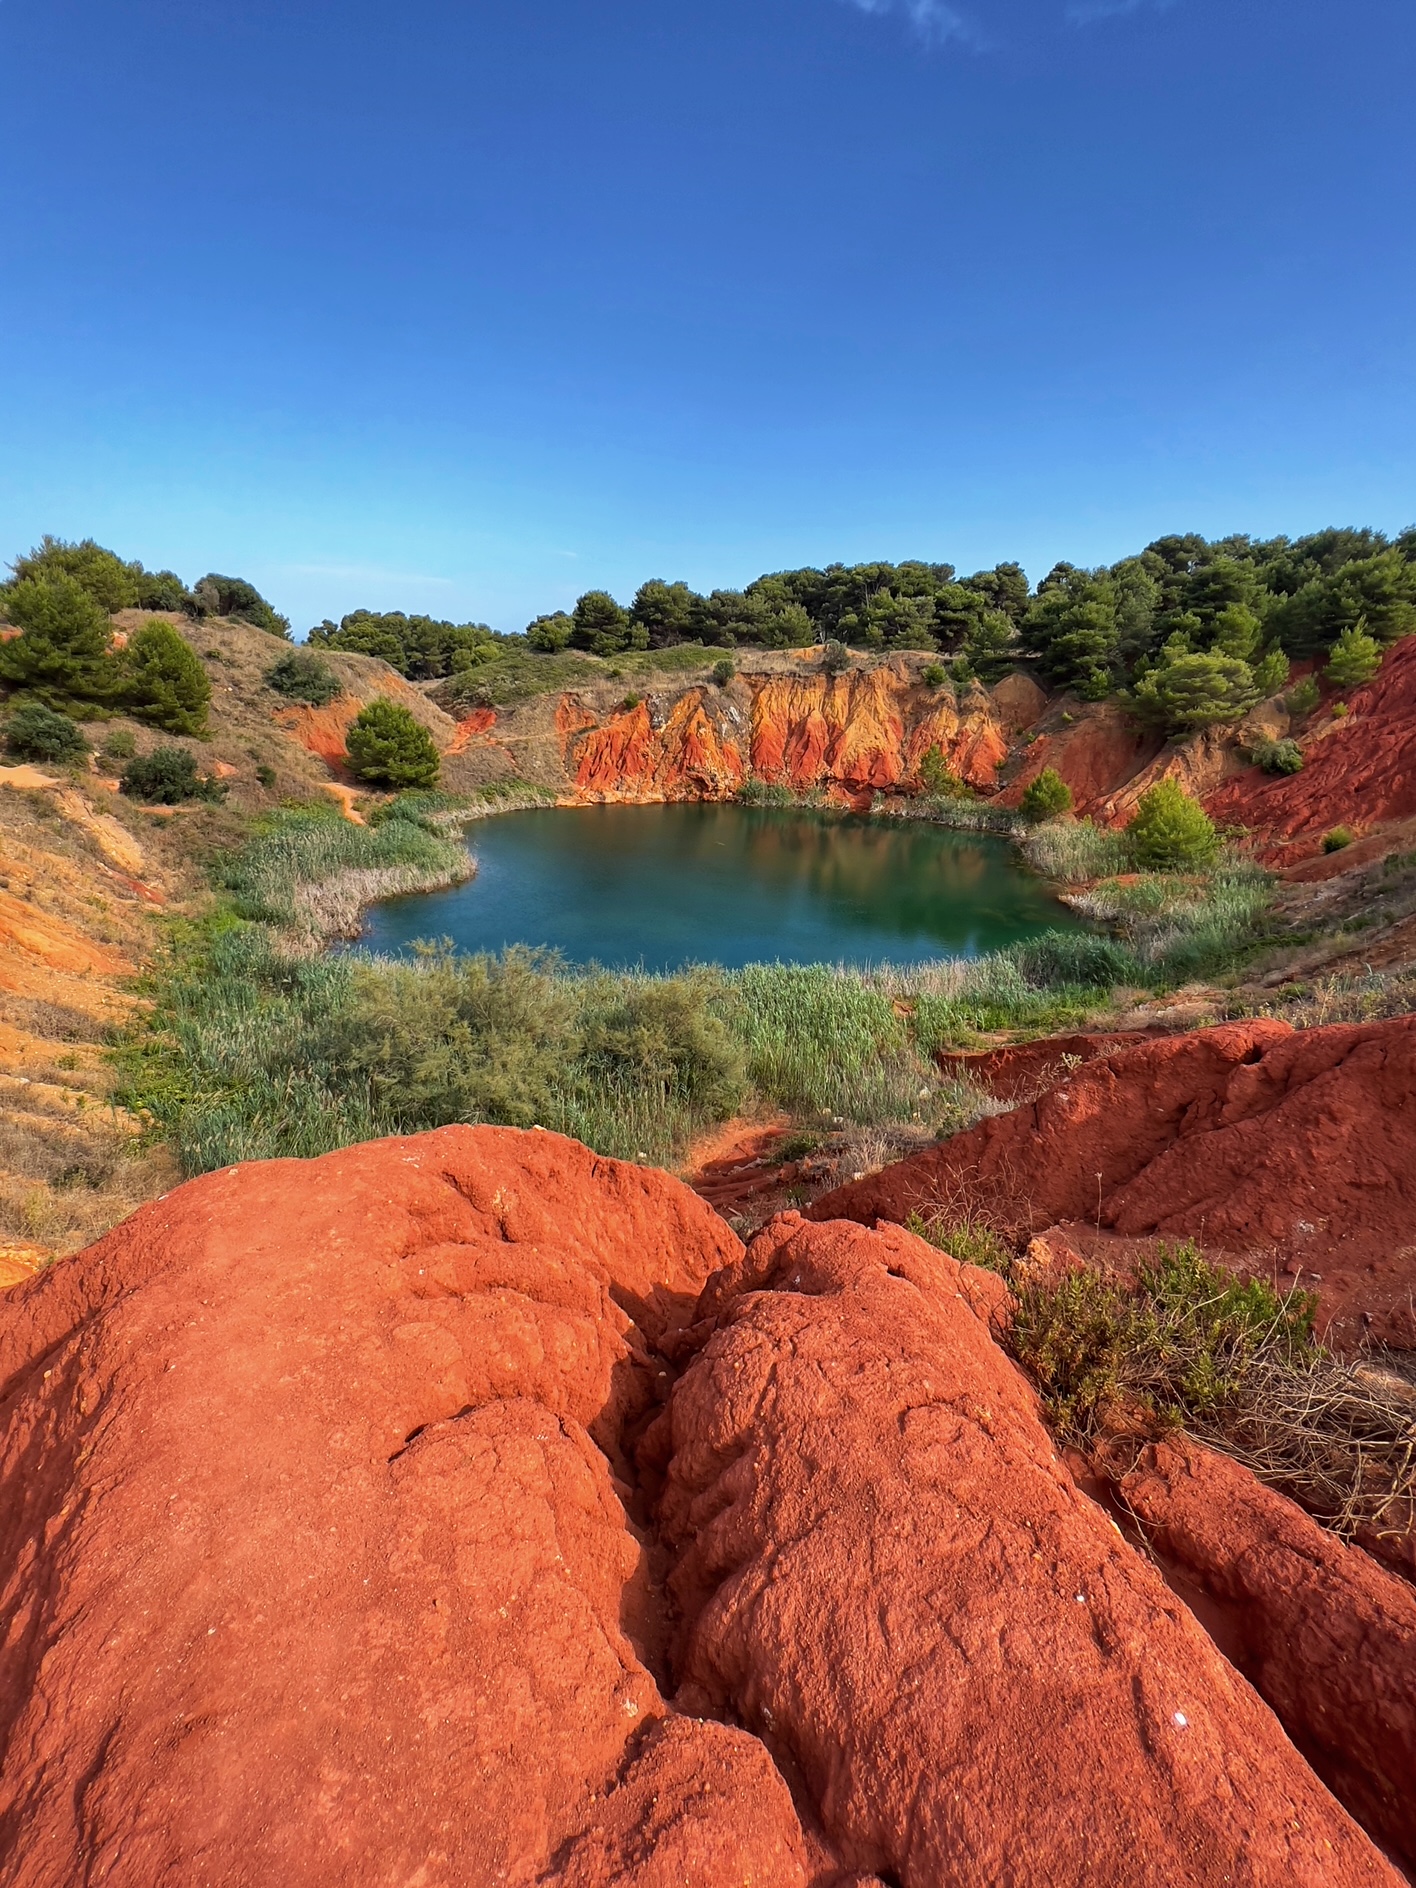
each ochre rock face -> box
[1204,637,1416,861]
[656,1214,1396,1887]
[1116,1438,1416,1872]
[564,692,746,801]
[749,668,1007,794]
[813,1015,1416,1348]
[0,1128,1404,1885]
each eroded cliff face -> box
[549,661,1014,806]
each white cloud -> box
[840,0,980,49]
[1065,0,1177,25]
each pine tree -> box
[123,621,212,734]
[0,572,117,706]
[1325,620,1381,691]
[344,699,440,788]
[1127,780,1219,870]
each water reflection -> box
[356,803,1077,972]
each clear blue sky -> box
[2,0,1413,634]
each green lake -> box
[357,803,1076,971]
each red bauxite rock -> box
[1116,1438,1416,1872]
[0,1129,1405,1885]
[655,1214,1396,1888]
[814,1015,1416,1347]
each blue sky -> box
[2,0,1413,633]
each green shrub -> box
[0,571,116,706]
[1325,621,1382,691]
[120,745,225,804]
[711,658,735,687]
[123,620,211,734]
[1246,735,1304,775]
[1127,780,1219,870]
[1250,646,1291,696]
[266,649,340,706]
[1331,702,1350,719]
[1323,826,1354,853]
[1007,1242,1316,1444]
[188,574,291,638]
[1020,767,1072,821]
[344,699,440,789]
[1287,674,1321,717]
[3,699,89,763]
[103,728,137,760]
[132,569,188,612]
[906,1210,1014,1275]
[921,662,947,689]
[820,640,851,675]
[918,744,971,798]
[621,693,642,711]
[255,763,277,788]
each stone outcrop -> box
[0,1129,1405,1884]
[1114,1437,1416,1872]
[813,1016,1416,1348]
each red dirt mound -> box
[1204,637,1416,863]
[813,1015,1416,1348]
[1115,1437,1416,1872]
[938,1027,1175,1102]
[653,1214,1397,1886]
[1,1131,1405,1884]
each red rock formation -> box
[0,1127,801,1888]
[654,1213,1396,1886]
[938,1027,1176,1102]
[999,700,1164,815]
[813,1016,1416,1347]
[1204,639,1416,862]
[4,1129,1406,1884]
[749,668,1007,794]
[1117,1438,1416,1869]
[565,693,746,801]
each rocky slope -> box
[1,1126,1408,1886]
[812,1015,1416,1351]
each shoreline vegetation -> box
[114,781,1278,1183]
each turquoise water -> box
[356,803,1076,971]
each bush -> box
[711,658,735,687]
[921,662,947,689]
[1127,780,1219,871]
[120,745,224,804]
[820,640,851,675]
[344,699,440,789]
[0,571,116,706]
[103,728,137,760]
[1323,826,1354,853]
[1325,621,1382,691]
[3,699,89,763]
[525,612,575,653]
[266,649,340,706]
[123,620,211,734]
[621,693,642,711]
[1250,646,1291,696]
[188,574,291,638]
[1286,674,1321,717]
[1246,735,1304,775]
[1020,767,1073,821]
[918,744,971,798]
[132,569,187,612]
[1331,702,1350,719]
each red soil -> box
[1205,638,1416,862]
[813,1015,1416,1349]
[2,1128,1403,1884]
